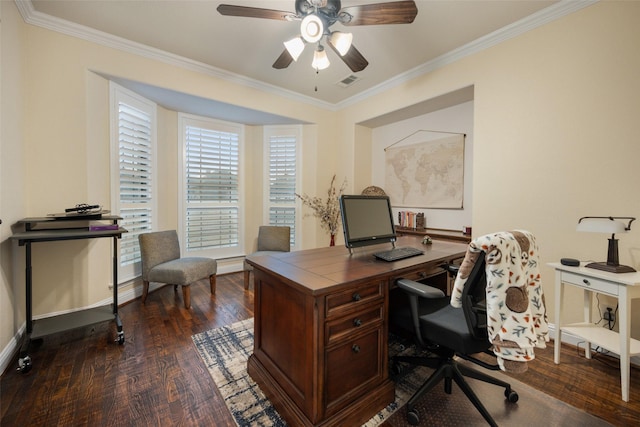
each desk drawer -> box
[326,304,384,345]
[562,271,619,296]
[325,327,383,415]
[326,282,384,318]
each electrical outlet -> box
[604,307,615,322]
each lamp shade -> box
[576,217,627,234]
[329,31,353,56]
[312,46,330,70]
[300,14,324,43]
[284,37,305,61]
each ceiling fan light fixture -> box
[329,31,352,56]
[300,14,324,43]
[312,45,330,70]
[284,37,305,61]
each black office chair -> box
[391,251,518,427]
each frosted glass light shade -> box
[284,37,305,61]
[312,46,330,70]
[329,31,352,56]
[576,217,627,234]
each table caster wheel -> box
[17,356,32,374]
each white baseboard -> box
[0,328,24,376]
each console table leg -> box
[619,287,630,402]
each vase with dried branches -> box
[295,174,348,246]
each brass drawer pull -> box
[352,293,361,301]
[352,344,360,353]
[353,318,362,327]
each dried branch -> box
[295,174,348,236]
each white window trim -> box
[263,125,302,250]
[178,113,245,259]
[109,82,158,284]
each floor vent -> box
[336,74,361,88]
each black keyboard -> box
[374,246,424,262]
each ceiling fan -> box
[217,0,418,72]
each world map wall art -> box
[384,134,464,209]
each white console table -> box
[550,262,640,402]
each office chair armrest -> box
[441,262,460,277]
[396,279,446,299]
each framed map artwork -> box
[384,134,464,208]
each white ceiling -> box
[21,1,593,123]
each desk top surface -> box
[248,235,468,295]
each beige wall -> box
[1,0,28,364]
[342,2,640,330]
[2,1,640,368]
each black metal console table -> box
[12,215,127,373]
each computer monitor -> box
[339,195,397,251]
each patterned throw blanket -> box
[450,230,550,373]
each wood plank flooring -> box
[1,272,639,426]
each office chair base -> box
[398,356,517,427]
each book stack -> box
[397,211,426,230]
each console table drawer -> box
[326,304,383,345]
[561,271,619,296]
[326,282,384,317]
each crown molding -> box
[14,0,336,111]
[15,0,597,111]
[335,0,599,109]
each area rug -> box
[192,319,610,427]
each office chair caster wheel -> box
[505,388,519,403]
[407,409,420,425]
[390,360,403,376]
[116,331,125,345]
[17,356,32,374]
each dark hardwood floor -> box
[1,272,640,426]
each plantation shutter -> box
[118,102,153,266]
[185,125,240,251]
[268,134,297,246]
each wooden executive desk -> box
[246,235,468,426]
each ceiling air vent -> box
[336,74,361,88]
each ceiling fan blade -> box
[273,49,295,69]
[340,1,418,26]
[328,43,369,72]
[217,4,296,21]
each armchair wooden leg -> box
[182,285,191,310]
[142,280,150,303]
[209,275,216,295]
[244,270,251,290]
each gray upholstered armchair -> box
[243,226,290,289]
[138,230,217,309]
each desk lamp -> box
[577,216,636,273]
